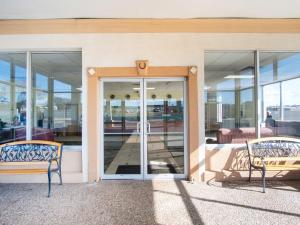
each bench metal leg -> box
[248,166,252,182]
[59,167,62,185]
[47,169,52,198]
[262,168,266,193]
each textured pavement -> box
[0,180,300,225]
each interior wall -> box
[0,33,300,182]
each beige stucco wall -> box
[0,150,82,183]
[205,145,300,182]
[0,33,300,182]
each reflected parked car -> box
[153,107,161,112]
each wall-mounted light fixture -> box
[189,66,197,75]
[88,68,96,76]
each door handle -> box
[136,122,141,133]
[146,122,151,134]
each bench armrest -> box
[249,155,265,167]
[248,153,264,160]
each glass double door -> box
[101,78,186,179]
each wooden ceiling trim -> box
[1,19,300,34]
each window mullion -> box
[280,82,284,120]
[254,50,261,138]
[26,51,32,140]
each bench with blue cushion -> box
[0,140,63,197]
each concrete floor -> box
[0,180,300,225]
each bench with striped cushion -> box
[0,140,63,197]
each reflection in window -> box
[262,83,280,121]
[282,78,300,121]
[0,83,10,122]
[32,52,82,145]
[260,52,300,138]
[205,52,256,144]
[15,66,26,86]
[146,81,185,174]
[103,82,141,174]
[240,88,254,127]
[103,82,141,134]
[0,60,10,82]
[34,73,49,129]
[0,53,27,144]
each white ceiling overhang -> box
[1,0,300,19]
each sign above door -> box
[87,60,197,78]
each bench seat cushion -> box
[0,143,59,162]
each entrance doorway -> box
[100,78,187,179]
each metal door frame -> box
[100,78,187,180]
[100,78,144,179]
[143,78,187,179]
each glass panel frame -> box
[0,52,27,144]
[0,51,82,148]
[204,50,300,146]
[144,78,187,179]
[259,52,300,139]
[204,51,256,145]
[100,78,144,179]
[31,52,82,146]
[99,78,187,180]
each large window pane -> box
[260,52,300,138]
[103,82,141,175]
[0,53,27,144]
[205,52,256,144]
[282,78,300,121]
[262,83,281,121]
[31,52,82,145]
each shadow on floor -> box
[207,179,300,193]
[155,183,300,219]
[175,181,205,225]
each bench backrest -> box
[246,137,300,158]
[0,140,62,162]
